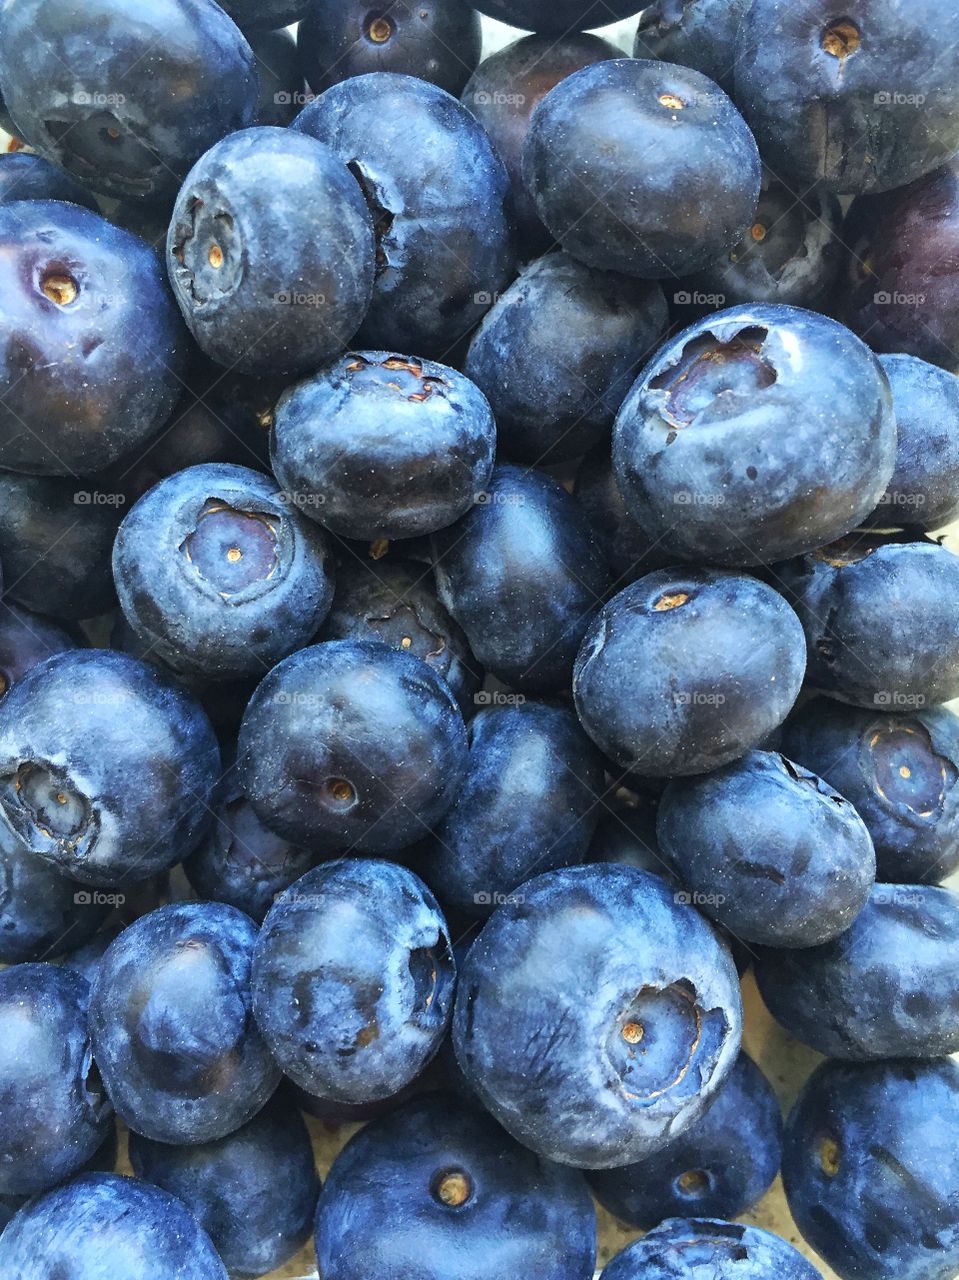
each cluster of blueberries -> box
[0,0,959,1278]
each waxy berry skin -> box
[453,864,743,1169]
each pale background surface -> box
[2,10,955,1279]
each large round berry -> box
[453,864,743,1168]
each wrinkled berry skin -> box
[453,864,743,1169]
[0,201,189,474]
[433,465,608,692]
[524,60,760,280]
[219,0,309,28]
[735,0,959,196]
[840,167,959,370]
[0,475,120,620]
[90,903,280,1144]
[634,0,747,95]
[865,354,959,529]
[292,73,515,356]
[573,444,675,591]
[612,305,896,566]
[588,1054,782,1229]
[461,33,622,245]
[0,0,257,201]
[185,776,317,924]
[113,463,335,683]
[0,650,220,886]
[421,701,606,916]
[756,884,959,1059]
[469,0,643,33]
[0,964,113,1195]
[658,750,876,948]
[777,534,959,709]
[129,1094,320,1279]
[168,128,374,379]
[0,602,77,696]
[0,1173,228,1278]
[272,351,496,541]
[781,697,959,883]
[253,859,454,1102]
[299,0,482,97]
[573,570,806,778]
[250,28,304,128]
[0,152,97,208]
[0,824,111,963]
[315,1092,597,1280]
[685,175,844,312]
[601,1218,820,1280]
[465,254,668,464]
[237,641,467,853]
[782,1059,959,1280]
[319,557,481,715]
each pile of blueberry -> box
[1,0,959,1277]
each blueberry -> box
[184,774,317,925]
[735,0,959,195]
[433,465,608,692]
[421,700,606,916]
[612,305,897,566]
[589,796,671,877]
[252,858,454,1102]
[468,0,643,33]
[0,823,113,963]
[0,649,220,885]
[237,640,467,852]
[461,32,622,246]
[249,27,305,128]
[315,1091,597,1280]
[129,1093,320,1279]
[573,570,806,778]
[0,1173,229,1278]
[573,443,675,591]
[777,533,959,709]
[90,902,280,1143]
[298,0,482,98]
[0,964,112,1195]
[464,253,668,464]
[0,474,121,619]
[271,350,496,540]
[756,883,959,1059]
[864,355,959,529]
[840,168,959,370]
[0,0,257,201]
[453,864,743,1168]
[658,750,876,947]
[781,697,959,883]
[782,1058,959,1280]
[292,73,515,356]
[318,557,482,716]
[523,60,760,279]
[0,602,77,696]
[102,384,270,506]
[683,173,844,313]
[601,1217,821,1279]
[59,924,123,988]
[0,152,97,208]
[588,1053,782,1229]
[113,462,335,683]
[0,200,189,474]
[634,0,748,95]
[168,127,375,378]
[218,0,310,29]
